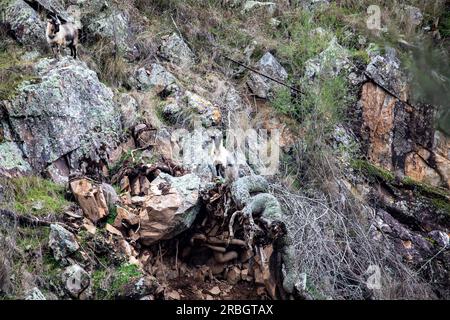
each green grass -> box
[92,263,142,300]
[0,50,39,101]
[106,206,118,225]
[7,176,69,216]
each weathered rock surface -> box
[2,57,122,172]
[182,91,222,127]
[365,51,409,100]
[160,33,195,67]
[70,178,109,224]
[1,0,46,47]
[0,142,32,177]
[62,264,90,299]
[24,287,46,300]
[358,82,450,188]
[49,224,80,262]
[242,1,276,16]
[305,37,352,81]
[138,173,201,245]
[131,64,178,94]
[247,52,288,99]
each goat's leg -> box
[73,45,77,59]
[69,45,74,58]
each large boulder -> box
[357,81,450,188]
[49,224,80,262]
[2,57,122,172]
[247,52,288,99]
[159,33,195,68]
[138,173,201,245]
[1,0,46,47]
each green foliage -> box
[106,205,118,225]
[92,263,142,300]
[432,198,450,216]
[351,160,395,183]
[274,10,332,76]
[2,176,69,216]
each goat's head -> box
[46,14,61,38]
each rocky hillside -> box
[0,0,449,300]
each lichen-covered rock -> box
[138,173,201,245]
[247,52,288,99]
[131,64,179,94]
[24,287,46,300]
[117,93,139,131]
[182,91,221,127]
[49,224,80,262]
[304,37,352,81]
[0,142,31,177]
[365,50,409,100]
[1,0,46,47]
[81,1,131,50]
[159,33,195,68]
[62,264,90,299]
[2,57,122,172]
[241,1,276,16]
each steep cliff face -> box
[358,82,449,188]
[0,0,448,301]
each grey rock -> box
[365,50,408,98]
[182,91,221,127]
[3,57,122,172]
[304,37,351,81]
[1,0,46,47]
[247,52,288,99]
[24,287,46,300]
[84,5,130,51]
[61,264,90,298]
[404,5,423,26]
[101,183,119,208]
[117,93,139,131]
[132,64,178,94]
[49,224,80,262]
[0,142,31,178]
[242,1,276,16]
[138,172,201,245]
[429,231,449,248]
[160,33,195,67]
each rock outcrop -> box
[137,173,201,245]
[357,52,450,188]
[1,0,46,48]
[159,33,195,68]
[1,57,122,173]
[247,52,288,99]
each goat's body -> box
[209,137,239,183]
[46,22,78,59]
